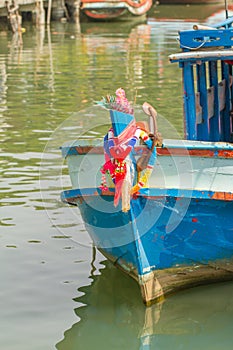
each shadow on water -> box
[56,253,233,350]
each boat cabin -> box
[169,18,233,143]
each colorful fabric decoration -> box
[97,89,157,212]
[101,126,156,211]
[102,126,141,210]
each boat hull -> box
[61,138,233,304]
[61,188,233,304]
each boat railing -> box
[179,28,233,51]
[211,16,233,29]
[170,21,233,143]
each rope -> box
[176,36,209,51]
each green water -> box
[1,4,233,350]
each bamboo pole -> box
[47,0,52,25]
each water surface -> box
[1,4,233,350]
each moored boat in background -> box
[80,0,153,20]
[61,12,233,305]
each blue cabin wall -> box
[174,26,233,143]
[196,62,209,140]
[209,61,221,140]
[181,55,233,142]
[221,61,232,141]
[182,61,197,140]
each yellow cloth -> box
[131,168,152,195]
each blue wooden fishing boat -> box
[61,15,233,305]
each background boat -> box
[80,0,153,20]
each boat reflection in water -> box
[56,257,233,350]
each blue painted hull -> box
[61,188,233,303]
